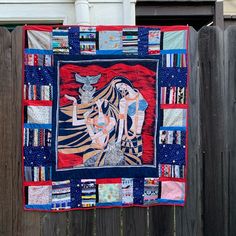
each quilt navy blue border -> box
[52,54,161,180]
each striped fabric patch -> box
[158,164,185,178]
[148,30,161,55]
[162,53,187,67]
[25,53,53,66]
[52,180,71,210]
[159,130,185,145]
[81,179,96,207]
[160,87,186,104]
[52,29,69,54]
[122,28,138,55]
[24,128,52,146]
[144,178,159,204]
[24,166,52,181]
[79,26,97,55]
[24,84,53,100]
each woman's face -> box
[116,82,132,96]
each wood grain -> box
[123,207,148,236]
[149,206,174,236]
[175,27,203,236]
[96,208,121,236]
[68,210,95,236]
[225,25,236,236]
[198,26,226,236]
[0,26,13,236]
[11,26,42,236]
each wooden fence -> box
[0,26,235,236]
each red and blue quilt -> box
[23,25,189,211]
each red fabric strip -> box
[159,177,186,182]
[24,25,53,32]
[96,26,124,31]
[160,104,188,109]
[24,100,53,106]
[24,181,52,186]
[96,178,122,184]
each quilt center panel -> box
[55,59,158,173]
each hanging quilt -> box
[23,25,189,211]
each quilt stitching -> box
[22,25,189,211]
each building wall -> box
[224,0,236,15]
[0,0,234,27]
[0,0,136,25]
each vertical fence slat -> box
[198,26,226,236]
[123,208,148,236]
[96,208,121,236]
[225,25,236,236]
[0,27,13,236]
[149,207,174,236]
[175,27,203,236]
[40,213,69,236]
[68,210,95,236]
[11,26,42,236]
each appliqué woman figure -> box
[61,75,148,167]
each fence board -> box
[225,25,236,236]
[149,206,174,236]
[11,26,42,236]
[123,208,148,236]
[68,210,95,236]
[198,26,226,236]
[40,213,69,236]
[0,26,13,236]
[175,27,203,236]
[96,208,121,236]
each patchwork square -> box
[24,52,53,67]
[122,178,133,205]
[28,185,52,205]
[161,181,185,201]
[52,29,69,54]
[27,30,52,50]
[122,28,138,54]
[81,179,96,207]
[144,178,159,204]
[26,106,52,124]
[98,183,122,203]
[99,31,122,51]
[52,180,71,210]
[148,30,161,55]
[160,87,186,105]
[79,26,97,55]
[163,30,187,50]
[159,130,185,145]
[24,84,53,101]
[22,25,189,211]
[158,144,186,165]
[163,109,187,127]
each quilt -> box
[23,25,189,211]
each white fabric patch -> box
[122,178,133,204]
[28,185,52,205]
[27,30,52,50]
[163,109,186,127]
[27,106,52,124]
